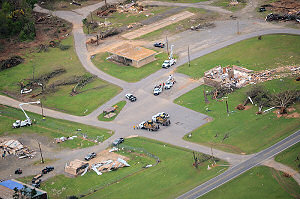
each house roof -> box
[107,44,156,61]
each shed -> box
[107,44,156,68]
[65,159,89,176]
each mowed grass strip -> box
[176,34,300,79]
[0,105,112,149]
[34,137,227,199]
[98,100,126,121]
[92,52,168,82]
[0,37,121,116]
[275,142,300,173]
[174,78,300,154]
[201,166,300,199]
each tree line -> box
[0,0,37,41]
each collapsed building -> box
[0,139,36,159]
[203,65,253,88]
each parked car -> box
[125,93,137,102]
[112,138,124,146]
[164,81,173,89]
[15,168,22,175]
[42,166,54,174]
[153,42,165,48]
[84,152,96,161]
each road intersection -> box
[0,0,299,197]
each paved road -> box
[177,130,300,199]
[1,0,299,197]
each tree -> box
[270,90,299,114]
[245,85,270,112]
[13,187,19,199]
[82,18,90,34]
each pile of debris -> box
[0,139,36,159]
[191,22,215,31]
[262,0,300,22]
[204,65,300,89]
[0,56,24,71]
[55,136,77,143]
[96,4,118,17]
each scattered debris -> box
[65,159,89,176]
[0,139,36,159]
[55,136,77,143]
[191,22,215,31]
[0,56,24,71]
[236,104,245,110]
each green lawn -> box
[201,166,300,199]
[152,0,207,3]
[85,6,173,34]
[91,52,168,82]
[0,37,122,116]
[0,105,112,149]
[39,0,103,11]
[29,137,227,199]
[136,8,215,41]
[98,100,126,121]
[176,34,300,79]
[174,78,300,154]
[211,0,247,12]
[275,142,300,173]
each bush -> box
[58,44,71,51]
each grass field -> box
[211,0,247,12]
[174,78,300,154]
[0,37,121,116]
[27,137,227,198]
[91,52,168,82]
[98,101,126,121]
[176,34,300,79]
[201,166,300,199]
[84,6,172,34]
[0,105,112,149]
[136,8,215,41]
[275,142,300,172]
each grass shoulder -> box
[201,166,300,199]
[91,52,168,82]
[98,100,126,121]
[211,0,247,12]
[0,105,112,149]
[275,142,300,173]
[175,78,300,154]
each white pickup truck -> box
[162,58,176,69]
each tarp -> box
[0,180,23,190]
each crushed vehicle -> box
[153,42,165,48]
[85,152,96,161]
[153,85,162,96]
[112,138,124,146]
[42,166,54,174]
[125,93,137,102]
[139,120,159,131]
[162,59,176,69]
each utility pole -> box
[188,45,191,67]
[166,36,169,56]
[226,100,229,116]
[90,12,93,22]
[203,88,209,104]
[38,142,44,164]
[237,21,240,35]
[32,64,35,82]
[40,99,44,117]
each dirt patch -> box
[273,109,300,118]
[0,12,72,60]
[205,117,214,122]
[122,11,195,39]
[268,0,300,14]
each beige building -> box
[107,44,156,68]
[65,159,89,176]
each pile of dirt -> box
[0,12,72,60]
[0,56,24,71]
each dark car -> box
[84,152,96,161]
[15,168,22,175]
[42,166,54,174]
[112,138,124,146]
[153,43,165,48]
